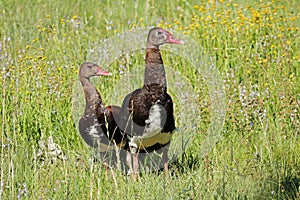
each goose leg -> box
[129,138,139,179]
[103,162,110,178]
[132,153,139,180]
[126,151,133,175]
[103,153,111,177]
[162,147,169,176]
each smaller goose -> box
[78,62,127,166]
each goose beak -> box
[97,67,112,76]
[166,33,184,45]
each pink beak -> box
[97,67,112,76]
[166,33,184,45]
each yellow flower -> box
[292,56,299,60]
[32,38,39,43]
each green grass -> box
[1,0,299,199]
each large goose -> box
[120,28,183,176]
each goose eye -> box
[87,65,92,68]
[156,31,163,37]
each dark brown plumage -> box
[120,28,183,176]
[78,62,127,159]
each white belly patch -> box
[144,104,164,137]
[129,104,171,150]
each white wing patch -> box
[88,124,100,138]
[86,123,115,152]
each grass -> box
[1,0,299,199]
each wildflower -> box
[32,38,39,43]
[157,22,163,27]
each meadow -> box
[1,0,299,199]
